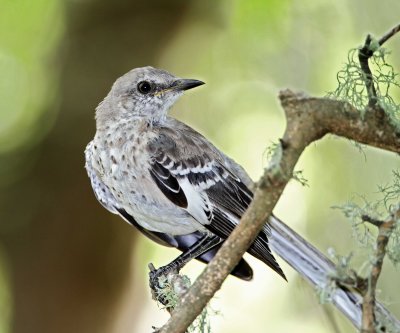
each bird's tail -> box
[247,223,287,281]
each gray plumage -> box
[85,66,285,280]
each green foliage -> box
[327,43,400,128]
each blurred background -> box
[0,0,399,332]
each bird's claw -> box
[148,263,178,306]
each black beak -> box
[171,79,205,91]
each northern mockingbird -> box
[85,66,286,288]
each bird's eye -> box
[137,81,152,94]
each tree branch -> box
[358,24,400,107]
[156,91,400,333]
[378,23,400,48]
[359,35,379,107]
[361,208,399,333]
[362,215,384,227]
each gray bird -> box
[85,66,285,288]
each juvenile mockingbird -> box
[85,66,286,286]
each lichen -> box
[327,44,400,130]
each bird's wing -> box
[147,120,285,278]
[147,120,252,227]
[86,144,253,280]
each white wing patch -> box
[155,155,245,226]
[178,177,213,225]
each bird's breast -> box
[91,127,181,209]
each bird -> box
[84,66,286,293]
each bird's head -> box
[95,66,204,128]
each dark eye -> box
[137,81,152,94]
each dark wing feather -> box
[205,164,252,218]
[203,168,285,279]
[208,207,285,279]
[149,161,188,208]
[147,120,285,279]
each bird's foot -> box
[148,263,179,307]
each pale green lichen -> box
[319,171,400,313]
[264,141,308,186]
[333,171,400,267]
[263,141,282,174]
[155,274,191,310]
[155,274,217,333]
[317,249,356,304]
[327,43,400,130]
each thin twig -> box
[358,35,378,107]
[361,208,399,333]
[362,215,384,227]
[358,23,400,108]
[378,23,400,47]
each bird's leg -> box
[149,234,221,305]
